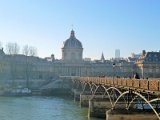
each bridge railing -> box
[140,79,148,90]
[78,77,160,92]
[149,79,159,91]
[133,79,140,88]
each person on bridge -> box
[134,72,140,79]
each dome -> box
[62,30,83,49]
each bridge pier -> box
[71,89,81,101]
[88,96,112,118]
[106,109,158,120]
[88,95,129,118]
[80,92,92,107]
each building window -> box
[149,68,152,72]
[156,69,159,72]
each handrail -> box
[76,77,160,92]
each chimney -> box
[142,50,146,56]
[51,54,55,61]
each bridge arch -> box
[113,91,160,120]
[105,86,122,95]
[90,83,98,94]
[89,85,106,99]
[82,82,92,94]
[104,86,126,107]
[91,86,124,107]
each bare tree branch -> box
[29,46,37,56]
[22,45,29,56]
[22,45,37,56]
[5,42,20,55]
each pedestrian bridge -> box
[61,76,160,119]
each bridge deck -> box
[78,77,160,95]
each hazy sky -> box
[0,0,160,59]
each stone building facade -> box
[0,30,160,89]
[136,51,160,78]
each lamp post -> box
[113,63,115,79]
[131,64,136,78]
[131,67,134,78]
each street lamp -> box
[131,64,136,78]
[113,63,115,79]
[131,67,134,78]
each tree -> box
[5,42,20,55]
[29,46,37,56]
[22,45,29,56]
[5,42,20,88]
[22,45,37,57]
[22,45,37,88]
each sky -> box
[0,0,160,60]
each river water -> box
[0,96,104,120]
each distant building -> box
[136,50,160,78]
[84,58,91,62]
[131,52,141,59]
[45,54,55,62]
[128,52,141,62]
[115,49,120,59]
[101,52,105,62]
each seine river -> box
[0,96,104,120]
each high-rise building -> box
[115,49,120,59]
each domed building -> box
[62,30,83,62]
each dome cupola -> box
[62,30,83,62]
[62,30,82,49]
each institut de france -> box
[0,30,160,88]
